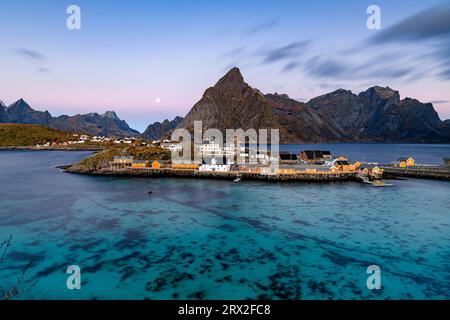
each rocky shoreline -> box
[64,166,359,182]
[0,146,105,151]
[64,164,450,182]
[382,166,450,181]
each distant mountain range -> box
[0,99,139,137]
[2,67,449,142]
[141,116,184,140]
[177,67,450,143]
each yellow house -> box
[444,158,450,167]
[275,168,297,174]
[151,160,162,169]
[171,163,200,170]
[398,157,415,167]
[113,156,133,165]
[344,164,356,172]
[131,160,149,168]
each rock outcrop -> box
[177,68,450,143]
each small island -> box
[64,141,385,182]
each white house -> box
[161,143,182,151]
[199,142,222,153]
[199,158,230,172]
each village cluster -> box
[35,134,139,147]
[109,139,387,179]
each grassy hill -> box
[68,146,171,172]
[0,123,75,147]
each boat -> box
[360,176,393,187]
[233,177,241,183]
[371,180,394,187]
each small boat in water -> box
[360,176,393,187]
[371,180,394,187]
[233,177,241,183]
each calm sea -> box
[0,145,449,300]
[280,143,450,165]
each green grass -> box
[73,146,171,171]
[0,124,75,146]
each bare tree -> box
[0,236,38,300]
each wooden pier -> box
[381,166,450,181]
[68,166,359,182]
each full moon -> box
[155,98,161,103]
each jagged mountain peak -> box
[1,99,139,136]
[85,112,100,118]
[309,89,354,103]
[214,67,246,90]
[175,68,449,143]
[364,86,399,100]
[269,92,291,100]
[358,86,400,109]
[141,116,184,140]
[7,98,33,112]
[102,110,120,120]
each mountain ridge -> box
[141,116,184,140]
[2,68,449,142]
[176,67,450,143]
[0,99,139,137]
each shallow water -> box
[0,148,449,300]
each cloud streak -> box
[260,40,311,65]
[37,67,53,75]
[245,19,279,36]
[220,3,450,87]
[369,3,450,44]
[367,3,450,80]
[14,48,46,61]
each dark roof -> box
[279,153,298,160]
[300,150,331,159]
[335,160,349,166]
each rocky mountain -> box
[177,67,450,143]
[0,99,139,137]
[51,111,140,137]
[437,119,450,138]
[5,99,53,126]
[309,86,446,142]
[0,101,9,122]
[178,67,342,143]
[141,116,183,140]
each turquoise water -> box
[0,147,449,300]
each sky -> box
[1,0,450,132]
